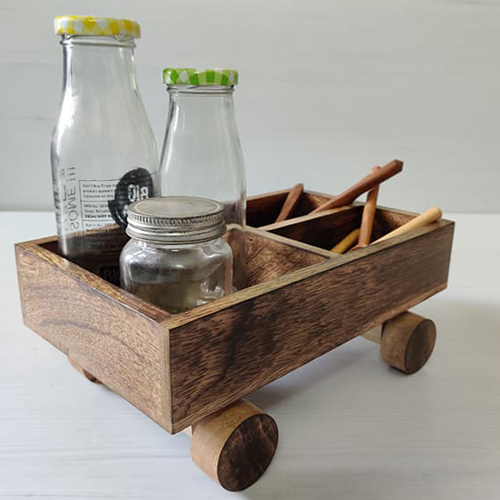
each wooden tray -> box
[15,189,455,490]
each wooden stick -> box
[311,159,403,214]
[355,166,381,249]
[275,183,304,223]
[331,228,360,254]
[374,207,442,244]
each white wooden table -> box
[1,212,499,500]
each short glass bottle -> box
[120,196,233,314]
[159,68,246,288]
[51,16,158,284]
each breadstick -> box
[356,166,381,247]
[275,183,304,222]
[374,207,442,243]
[311,159,403,214]
[331,228,360,254]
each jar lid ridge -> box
[126,196,226,244]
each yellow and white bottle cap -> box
[54,16,141,38]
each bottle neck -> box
[61,35,137,93]
[168,85,235,95]
[160,84,246,229]
[166,86,237,131]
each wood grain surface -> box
[15,241,173,431]
[166,221,454,431]
[241,227,329,286]
[14,226,331,434]
[15,206,454,434]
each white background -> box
[1,3,500,499]
[0,0,498,213]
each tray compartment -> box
[40,227,329,289]
[265,204,427,251]
[241,229,330,285]
[247,189,332,228]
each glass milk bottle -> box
[51,16,158,284]
[159,68,246,288]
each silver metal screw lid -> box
[126,196,226,244]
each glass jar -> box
[51,16,158,284]
[159,68,246,288]
[120,196,233,314]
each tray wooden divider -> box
[15,189,454,435]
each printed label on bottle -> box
[57,167,155,285]
[80,168,155,253]
[108,167,155,229]
[56,166,81,233]
[58,167,155,253]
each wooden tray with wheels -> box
[15,189,454,491]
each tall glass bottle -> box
[51,16,158,284]
[159,68,246,288]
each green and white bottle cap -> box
[162,68,238,86]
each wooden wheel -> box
[363,311,437,374]
[381,311,437,374]
[190,400,278,491]
[68,356,102,384]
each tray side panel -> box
[168,223,454,432]
[15,243,172,432]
